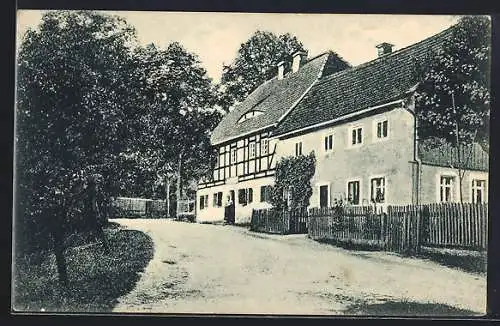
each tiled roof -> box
[418,142,489,171]
[274,26,455,136]
[210,53,332,145]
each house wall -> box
[207,131,278,184]
[275,105,416,209]
[196,176,274,224]
[419,164,489,204]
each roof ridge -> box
[233,51,330,111]
[313,23,457,88]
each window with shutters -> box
[238,188,253,205]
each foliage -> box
[270,152,316,210]
[125,42,222,200]
[414,16,491,150]
[13,226,154,312]
[218,31,307,111]
[16,11,139,253]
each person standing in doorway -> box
[224,195,235,225]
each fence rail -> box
[252,202,488,253]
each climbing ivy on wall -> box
[270,151,316,210]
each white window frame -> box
[369,175,386,204]
[249,142,256,159]
[230,147,237,164]
[373,117,389,142]
[471,179,486,204]
[324,132,334,152]
[261,138,269,155]
[200,194,209,210]
[348,124,364,148]
[435,171,459,203]
[346,178,362,206]
[317,182,331,208]
[469,172,487,203]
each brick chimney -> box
[376,42,394,57]
[277,61,285,80]
[292,50,307,73]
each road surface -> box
[112,219,486,315]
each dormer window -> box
[237,110,264,123]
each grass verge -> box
[12,223,154,312]
[344,299,481,316]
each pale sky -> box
[16,10,460,83]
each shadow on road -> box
[344,300,481,316]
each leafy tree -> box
[414,16,491,150]
[219,31,307,111]
[413,16,491,203]
[271,152,316,211]
[15,10,139,284]
[129,42,222,216]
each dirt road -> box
[112,219,486,315]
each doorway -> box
[226,190,236,224]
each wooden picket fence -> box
[111,197,167,218]
[308,202,488,253]
[250,208,308,235]
[422,203,488,250]
[309,206,386,248]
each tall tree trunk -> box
[89,177,108,252]
[165,176,170,218]
[53,228,68,288]
[51,200,68,288]
[175,151,183,218]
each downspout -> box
[403,92,422,206]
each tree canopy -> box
[414,16,491,151]
[15,10,223,251]
[218,31,307,111]
[16,10,140,251]
[125,42,222,200]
